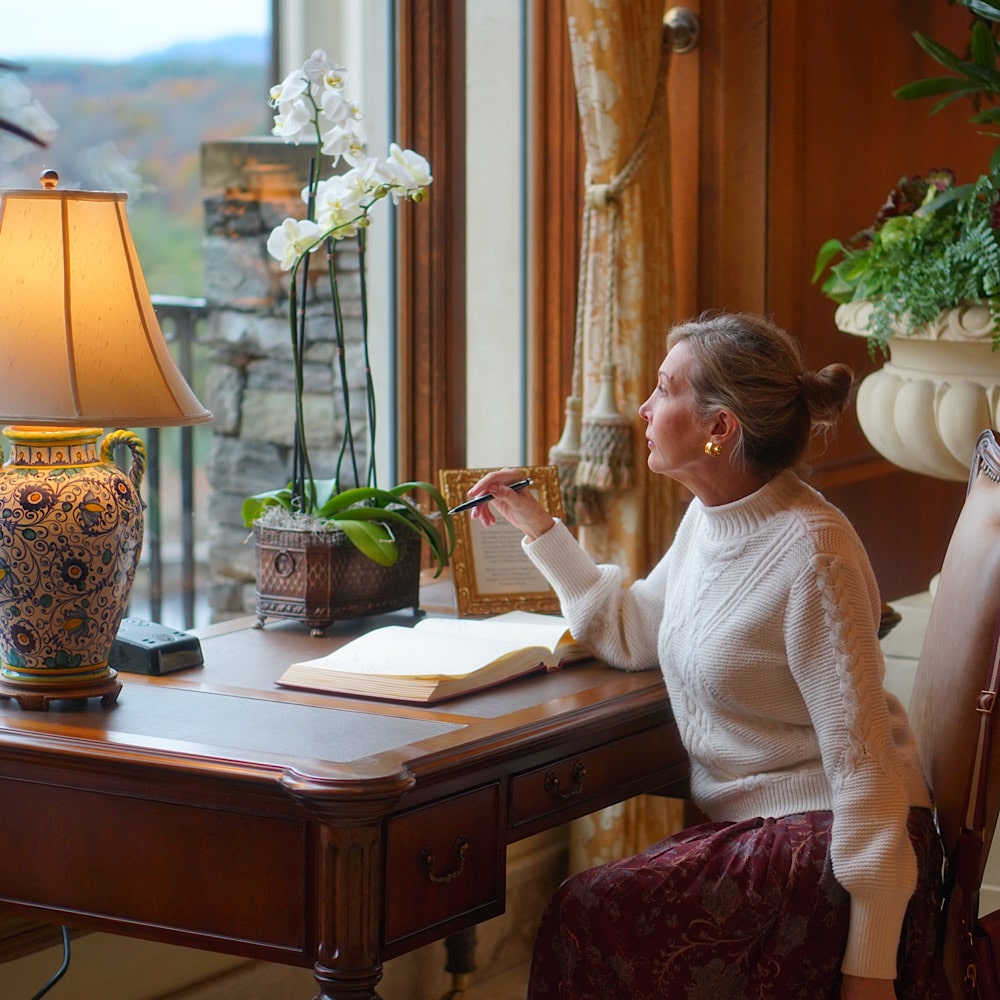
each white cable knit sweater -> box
[522,470,932,981]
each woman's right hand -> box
[463,469,556,541]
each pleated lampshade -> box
[0,180,211,427]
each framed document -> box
[439,466,565,617]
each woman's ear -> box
[709,409,741,446]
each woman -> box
[465,312,946,1000]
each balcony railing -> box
[130,294,209,630]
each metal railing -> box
[138,294,208,629]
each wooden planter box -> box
[253,523,422,635]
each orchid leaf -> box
[316,486,402,518]
[309,479,342,507]
[389,481,456,553]
[241,488,293,527]
[336,518,398,566]
[333,502,450,575]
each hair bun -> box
[800,363,854,426]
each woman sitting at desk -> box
[463,311,946,1000]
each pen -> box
[448,478,534,514]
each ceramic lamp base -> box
[0,427,145,708]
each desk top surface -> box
[0,614,671,797]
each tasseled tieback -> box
[574,190,633,493]
[548,194,600,526]
[551,24,673,516]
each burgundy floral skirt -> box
[527,808,949,1000]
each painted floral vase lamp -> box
[0,172,211,709]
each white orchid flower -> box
[342,157,382,195]
[318,210,360,240]
[379,144,433,202]
[268,69,308,108]
[320,123,357,161]
[272,98,315,143]
[315,174,369,238]
[316,174,364,215]
[302,49,343,87]
[341,130,368,166]
[322,64,349,91]
[319,88,352,128]
[265,56,432,255]
[334,166,381,208]
[266,218,325,270]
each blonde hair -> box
[667,311,854,477]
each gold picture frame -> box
[439,466,565,617]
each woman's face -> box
[638,340,714,484]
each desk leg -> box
[310,820,384,1000]
[443,926,477,994]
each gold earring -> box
[704,441,722,458]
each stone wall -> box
[200,138,371,621]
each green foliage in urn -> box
[812,1,1000,355]
[241,50,454,574]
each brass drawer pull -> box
[544,761,586,799]
[418,834,469,884]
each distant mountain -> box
[133,34,268,66]
[0,53,271,295]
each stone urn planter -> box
[836,301,1000,482]
[253,524,422,636]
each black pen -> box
[448,478,534,514]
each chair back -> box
[908,429,1000,991]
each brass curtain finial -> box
[664,7,701,54]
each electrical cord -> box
[29,925,70,1000]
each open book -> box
[275,611,591,703]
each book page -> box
[292,626,545,680]
[417,612,573,653]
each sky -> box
[2,0,270,61]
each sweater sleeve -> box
[785,545,916,980]
[521,520,664,672]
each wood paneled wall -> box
[528,1,981,599]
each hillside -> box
[0,41,270,295]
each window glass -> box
[1,0,271,296]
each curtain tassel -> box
[549,395,600,526]
[575,361,633,492]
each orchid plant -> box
[242,50,453,574]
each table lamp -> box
[0,172,212,709]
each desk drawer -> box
[511,725,673,828]
[384,783,503,945]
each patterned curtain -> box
[561,0,686,873]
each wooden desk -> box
[0,617,687,1000]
